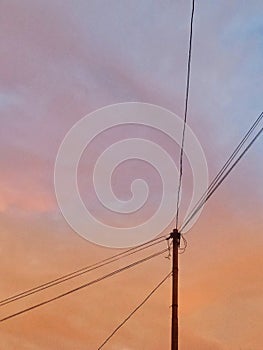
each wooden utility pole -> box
[171,228,181,350]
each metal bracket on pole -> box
[170,228,181,247]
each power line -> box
[178,234,188,254]
[180,111,263,232]
[173,3,196,348]
[98,271,172,349]
[0,235,167,307]
[175,0,195,229]
[180,116,263,232]
[180,119,263,232]
[3,113,261,327]
[0,248,168,323]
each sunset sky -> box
[0,1,263,349]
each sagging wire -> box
[165,237,173,259]
[166,231,188,256]
[179,234,188,254]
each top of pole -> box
[170,229,181,246]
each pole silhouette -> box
[171,228,181,350]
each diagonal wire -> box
[0,248,168,323]
[0,235,167,307]
[98,271,172,349]
[180,111,263,232]
[180,124,263,232]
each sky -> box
[0,0,263,349]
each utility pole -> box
[170,228,181,350]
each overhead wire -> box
[2,0,262,338]
[4,80,260,332]
[179,234,188,254]
[180,115,263,232]
[0,235,167,307]
[0,248,168,323]
[97,271,172,349]
[175,0,195,229]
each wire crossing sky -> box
[175,0,195,230]
[1,112,261,338]
[0,236,167,307]
[0,249,168,323]
[98,271,172,349]
[0,1,263,349]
